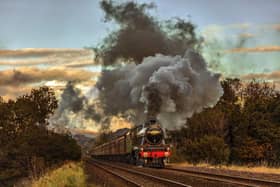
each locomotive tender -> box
[92,119,171,167]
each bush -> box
[171,79,280,166]
[183,135,230,165]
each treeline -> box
[171,79,280,166]
[0,87,81,185]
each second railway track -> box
[164,166,280,187]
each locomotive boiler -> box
[91,119,171,167]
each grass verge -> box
[171,162,280,174]
[31,162,90,187]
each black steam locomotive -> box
[92,119,171,167]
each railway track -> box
[88,159,191,187]
[165,166,280,187]
[89,159,280,187]
[87,160,142,187]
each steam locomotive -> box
[91,119,171,167]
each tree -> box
[0,87,81,184]
[217,79,242,163]
[183,135,229,165]
[171,79,280,166]
[231,81,280,164]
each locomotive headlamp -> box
[166,147,170,151]
[140,147,144,152]
[148,130,161,135]
[143,152,148,158]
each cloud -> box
[0,85,33,100]
[64,59,97,68]
[0,67,99,86]
[247,23,280,30]
[70,128,98,137]
[225,46,280,53]
[0,48,93,57]
[269,24,280,32]
[227,23,251,29]
[274,81,280,90]
[0,48,96,67]
[241,70,280,80]
[109,116,133,132]
[238,33,255,39]
[0,48,100,101]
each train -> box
[91,119,171,168]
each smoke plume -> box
[95,0,199,65]
[92,1,222,129]
[50,82,101,130]
[53,0,222,131]
[97,51,223,129]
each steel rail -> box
[165,166,280,187]
[93,159,191,187]
[87,160,142,187]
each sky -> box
[0,0,280,48]
[0,0,280,132]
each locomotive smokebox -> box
[145,119,164,145]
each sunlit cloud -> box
[225,46,280,53]
[0,67,98,86]
[0,85,33,100]
[241,70,280,80]
[238,33,255,39]
[109,117,133,132]
[0,48,93,57]
[0,48,96,67]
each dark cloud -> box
[96,51,223,129]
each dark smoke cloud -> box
[53,0,222,131]
[97,51,223,129]
[95,0,199,65]
[59,82,85,113]
[91,0,222,129]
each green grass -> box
[32,162,92,187]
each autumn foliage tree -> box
[0,87,81,185]
[232,81,280,165]
[172,79,280,166]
